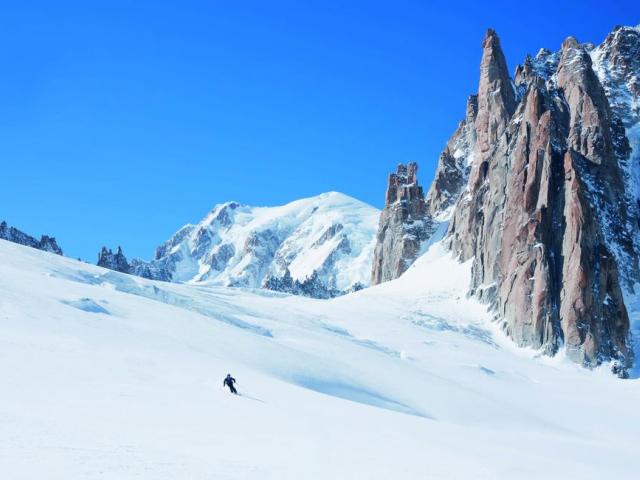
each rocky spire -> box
[441,28,637,369]
[592,25,640,126]
[590,24,640,241]
[371,163,431,285]
[97,246,131,274]
[425,94,477,217]
[473,29,516,166]
[0,221,63,255]
[448,29,517,270]
[557,36,615,164]
[554,37,634,365]
[38,235,63,255]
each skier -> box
[223,373,238,394]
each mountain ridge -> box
[98,191,379,298]
[372,24,640,371]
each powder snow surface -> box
[1,239,639,480]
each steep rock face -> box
[0,221,63,255]
[556,38,635,364]
[371,163,432,285]
[444,28,636,367]
[591,25,640,266]
[448,28,517,282]
[425,95,478,217]
[591,26,640,126]
[473,29,517,167]
[373,94,478,287]
[100,193,379,298]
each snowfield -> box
[1,238,639,480]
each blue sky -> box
[1,1,638,260]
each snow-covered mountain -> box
[123,192,379,298]
[2,237,639,479]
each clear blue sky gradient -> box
[1,1,638,260]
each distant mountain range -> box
[98,192,379,299]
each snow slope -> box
[1,238,639,479]
[139,192,378,295]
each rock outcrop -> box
[97,246,131,274]
[373,26,640,370]
[371,163,432,285]
[590,25,640,266]
[591,25,640,127]
[443,28,638,367]
[372,81,479,288]
[0,221,63,255]
[425,95,478,217]
[96,245,172,280]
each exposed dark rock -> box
[206,244,235,272]
[312,224,344,248]
[425,95,477,216]
[0,221,63,255]
[371,163,432,285]
[129,259,172,282]
[97,246,130,274]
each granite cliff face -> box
[0,221,63,255]
[374,25,640,369]
[371,69,480,286]
[371,163,432,285]
[425,94,478,218]
[447,27,639,367]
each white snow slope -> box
[148,192,379,292]
[1,238,639,480]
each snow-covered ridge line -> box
[99,191,380,299]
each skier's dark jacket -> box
[223,375,236,387]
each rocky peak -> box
[38,236,63,255]
[425,95,478,218]
[561,35,580,51]
[557,36,615,165]
[591,25,640,127]
[100,193,379,298]
[206,201,241,229]
[474,28,516,162]
[514,55,533,86]
[155,225,195,260]
[97,246,130,274]
[0,221,63,255]
[385,163,424,208]
[371,163,431,285]
[440,26,638,369]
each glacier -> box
[1,238,639,479]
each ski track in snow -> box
[1,239,640,480]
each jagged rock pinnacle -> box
[371,162,432,285]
